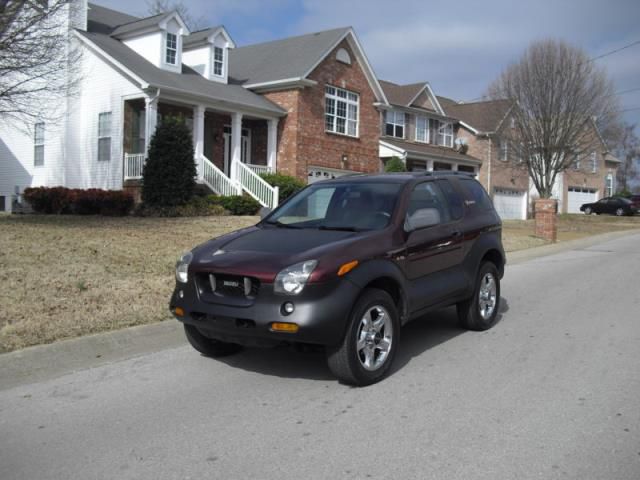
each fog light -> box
[174,307,185,317]
[271,322,299,333]
[282,302,295,315]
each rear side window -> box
[407,181,452,225]
[458,178,493,211]
[437,179,464,220]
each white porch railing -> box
[246,163,273,176]
[124,153,145,180]
[201,155,242,196]
[235,161,279,209]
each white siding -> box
[65,42,143,190]
[123,31,163,68]
[183,46,211,78]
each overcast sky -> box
[93,0,640,133]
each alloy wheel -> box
[356,305,393,371]
[478,273,497,320]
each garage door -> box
[567,187,597,214]
[493,189,526,220]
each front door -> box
[223,126,251,175]
[403,181,465,312]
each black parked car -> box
[580,197,637,216]
[170,172,506,385]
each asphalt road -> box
[1,234,640,480]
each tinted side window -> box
[407,181,452,227]
[437,179,464,220]
[458,178,493,211]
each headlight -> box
[274,260,317,295]
[175,251,193,283]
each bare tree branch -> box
[487,39,620,198]
[146,0,206,31]
[612,123,640,192]
[0,0,83,132]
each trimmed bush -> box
[384,156,407,173]
[259,173,306,203]
[142,117,196,207]
[207,195,261,216]
[23,187,133,216]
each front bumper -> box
[170,277,360,347]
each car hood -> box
[190,226,368,283]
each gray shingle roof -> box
[184,27,224,48]
[110,11,174,38]
[229,27,350,85]
[443,99,513,133]
[87,3,139,34]
[77,31,286,115]
[378,80,425,107]
[382,137,481,164]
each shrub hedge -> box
[384,156,407,172]
[206,195,261,216]
[23,187,134,216]
[259,173,306,203]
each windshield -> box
[264,182,403,231]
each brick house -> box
[378,81,482,175]
[441,98,621,218]
[0,1,387,211]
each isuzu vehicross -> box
[170,172,506,386]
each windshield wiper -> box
[264,220,304,229]
[317,225,367,232]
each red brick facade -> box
[264,40,381,182]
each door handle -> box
[451,230,463,238]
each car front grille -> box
[196,273,260,298]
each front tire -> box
[457,262,501,331]
[326,288,400,386]
[183,324,243,357]
[584,207,592,215]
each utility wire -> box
[590,39,640,62]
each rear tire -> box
[616,208,624,216]
[457,262,501,331]
[326,288,399,386]
[183,324,243,357]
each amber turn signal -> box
[337,260,359,276]
[271,322,299,333]
[173,307,185,317]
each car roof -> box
[311,171,476,186]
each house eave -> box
[244,78,318,91]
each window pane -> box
[34,123,45,144]
[214,46,223,61]
[397,125,404,138]
[98,112,111,137]
[407,182,451,225]
[385,123,395,136]
[34,145,44,166]
[337,89,347,99]
[325,85,335,95]
[325,114,334,131]
[336,117,346,133]
[347,120,357,136]
[325,97,335,115]
[347,104,357,121]
[166,50,176,64]
[336,100,346,118]
[214,61,223,75]
[98,138,111,161]
[437,179,464,220]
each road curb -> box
[2,228,639,391]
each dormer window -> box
[166,32,178,65]
[213,46,224,76]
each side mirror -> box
[259,207,272,219]
[405,208,441,232]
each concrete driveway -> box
[1,233,639,480]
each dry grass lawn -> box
[1,213,638,352]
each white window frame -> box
[605,174,614,197]
[499,139,508,161]
[590,151,597,173]
[385,110,405,139]
[165,32,178,65]
[213,46,224,77]
[98,112,112,162]
[574,154,581,170]
[438,121,453,148]
[325,85,359,138]
[415,115,428,143]
[34,122,44,167]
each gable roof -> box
[110,11,188,39]
[436,95,459,110]
[87,3,139,34]
[183,26,232,48]
[444,99,513,134]
[229,28,349,86]
[378,80,445,115]
[75,30,286,115]
[229,27,387,103]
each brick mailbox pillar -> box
[534,198,558,242]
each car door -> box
[403,181,465,312]
[594,198,607,214]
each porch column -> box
[144,94,159,154]
[267,118,278,172]
[451,163,458,171]
[426,160,434,171]
[231,112,243,182]
[193,105,205,178]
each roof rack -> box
[422,170,475,177]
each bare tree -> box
[0,0,82,130]
[613,123,640,193]
[146,0,206,31]
[488,39,620,198]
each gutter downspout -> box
[487,135,492,195]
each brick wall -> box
[263,39,381,181]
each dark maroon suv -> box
[170,172,506,385]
